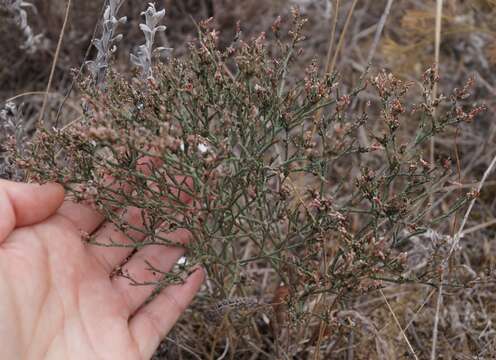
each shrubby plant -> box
[10,8,486,357]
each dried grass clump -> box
[8,8,488,358]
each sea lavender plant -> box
[131,3,171,79]
[13,11,486,357]
[0,0,43,53]
[86,0,127,86]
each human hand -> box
[0,180,204,359]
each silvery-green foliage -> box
[0,0,43,53]
[86,0,127,86]
[0,102,25,180]
[131,3,171,79]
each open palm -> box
[0,180,204,360]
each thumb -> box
[0,180,65,242]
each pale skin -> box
[0,180,204,359]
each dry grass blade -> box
[164,336,202,360]
[5,92,82,114]
[428,15,444,353]
[328,0,357,75]
[365,0,395,66]
[7,91,57,103]
[380,289,419,360]
[403,288,436,332]
[430,0,443,186]
[431,271,443,360]
[461,218,496,236]
[311,0,357,144]
[324,0,340,76]
[434,0,443,93]
[447,153,496,261]
[37,0,72,125]
[431,152,496,360]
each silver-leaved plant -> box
[0,0,43,53]
[86,0,127,86]
[131,3,171,79]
